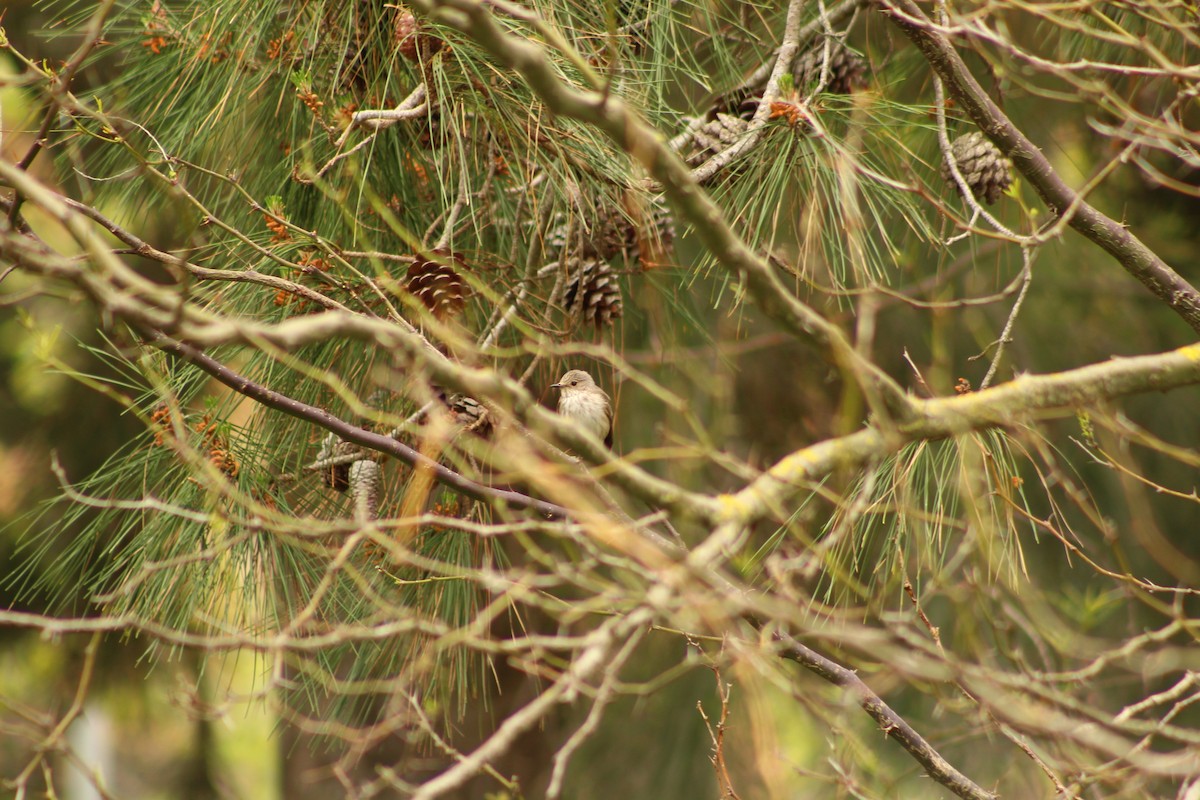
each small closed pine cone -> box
[405,251,470,319]
[563,258,623,328]
[425,385,493,436]
[940,132,1013,205]
[544,214,573,254]
[316,432,357,492]
[635,202,675,266]
[793,42,867,94]
[593,210,639,262]
[545,214,600,260]
[686,113,749,166]
[547,201,674,268]
[545,211,635,262]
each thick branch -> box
[9,153,1200,532]
[880,0,1200,335]
[729,343,1200,523]
[53,195,355,313]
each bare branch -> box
[777,634,997,800]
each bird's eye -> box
[570,380,578,386]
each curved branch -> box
[879,0,1200,335]
[688,0,809,184]
[710,0,864,112]
[54,195,355,313]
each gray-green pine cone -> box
[316,432,357,492]
[563,259,623,327]
[794,43,867,94]
[686,113,749,166]
[348,460,380,520]
[940,132,1013,205]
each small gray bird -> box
[551,369,613,448]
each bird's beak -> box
[550,383,563,389]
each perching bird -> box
[551,369,613,448]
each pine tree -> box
[3,1,1200,798]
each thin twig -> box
[690,0,808,184]
[7,0,118,225]
[977,246,1034,389]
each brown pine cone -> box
[394,6,442,63]
[794,42,867,94]
[448,394,492,436]
[563,258,623,327]
[686,113,749,166]
[405,251,470,319]
[940,132,1013,205]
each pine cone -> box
[316,432,357,492]
[545,212,633,261]
[637,202,675,266]
[614,202,675,267]
[394,6,442,63]
[594,212,639,261]
[544,214,583,257]
[794,43,867,94]
[940,132,1013,205]
[405,251,470,319]
[547,200,674,267]
[448,393,492,436]
[423,384,494,437]
[349,459,381,520]
[710,87,760,121]
[686,113,749,166]
[563,258,623,327]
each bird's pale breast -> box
[558,390,611,440]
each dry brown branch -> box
[697,662,742,800]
